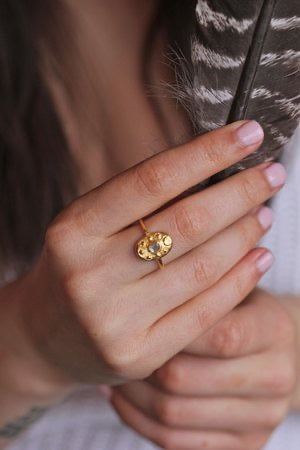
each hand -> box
[18,121,284,391]
[110,288,297,450]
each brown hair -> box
[0,0,185,283]
[0,1,81,283]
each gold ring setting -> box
[135,219,173,269]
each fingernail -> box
[255,251,274,273]
[235,121,264,146]
[256,206,273,230]
[98,384,112,400]
[264,163,287,188]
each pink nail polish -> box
[264,163,287,188]
[235,121,264,146]
[256,206,273,230]
[98,385,112,400]
[255,251,274,273]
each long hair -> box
[0,1,179,284]
[0,1,80,283]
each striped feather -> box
[164,0,300,187]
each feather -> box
[164,0,300,186]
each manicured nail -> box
[256,206,273,230]
[98,385,112,400]
[255,251,274,273]
[235,121,264,146]
[264,163,287,188]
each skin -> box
[0,119,284,449]
[0,1,299,449]
[19,121,278,383]
[110,289,298,449]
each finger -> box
[144,247,273,369]
[115,381,287,433]
[184,289,291,358]
[110,160,283,281]
[128,208,270,327]
[150,350,294,398]
[111,388,247,450]
[68,120,264,237]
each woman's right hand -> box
[21,120,286,389]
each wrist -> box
[0,266,78,403]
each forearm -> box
[0,270,76,449]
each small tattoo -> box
[0,406,49,438]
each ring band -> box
[135,219,173,269]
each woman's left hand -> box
[109,288,298,450]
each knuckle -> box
[44,220,69,256]
[101,350,129,378]
[209,317,245,357]
[153,395,179,426]
[236,220,253,251]
[195,304,214,333]
[191,255,216,286]
[101,342,150,380]
[172,202,210,243]
[261,367,296,396]
[240,167,273,207]
[156,359,183,393]
[44,210,80,262]
[101,349,133,379]
[199,135,224,165]
[134,158,175,197]
[233,270,252,300]
[239,173,261,206]
[239,215,262,247]
[67,198,102,236]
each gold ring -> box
[135,219,173,269]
